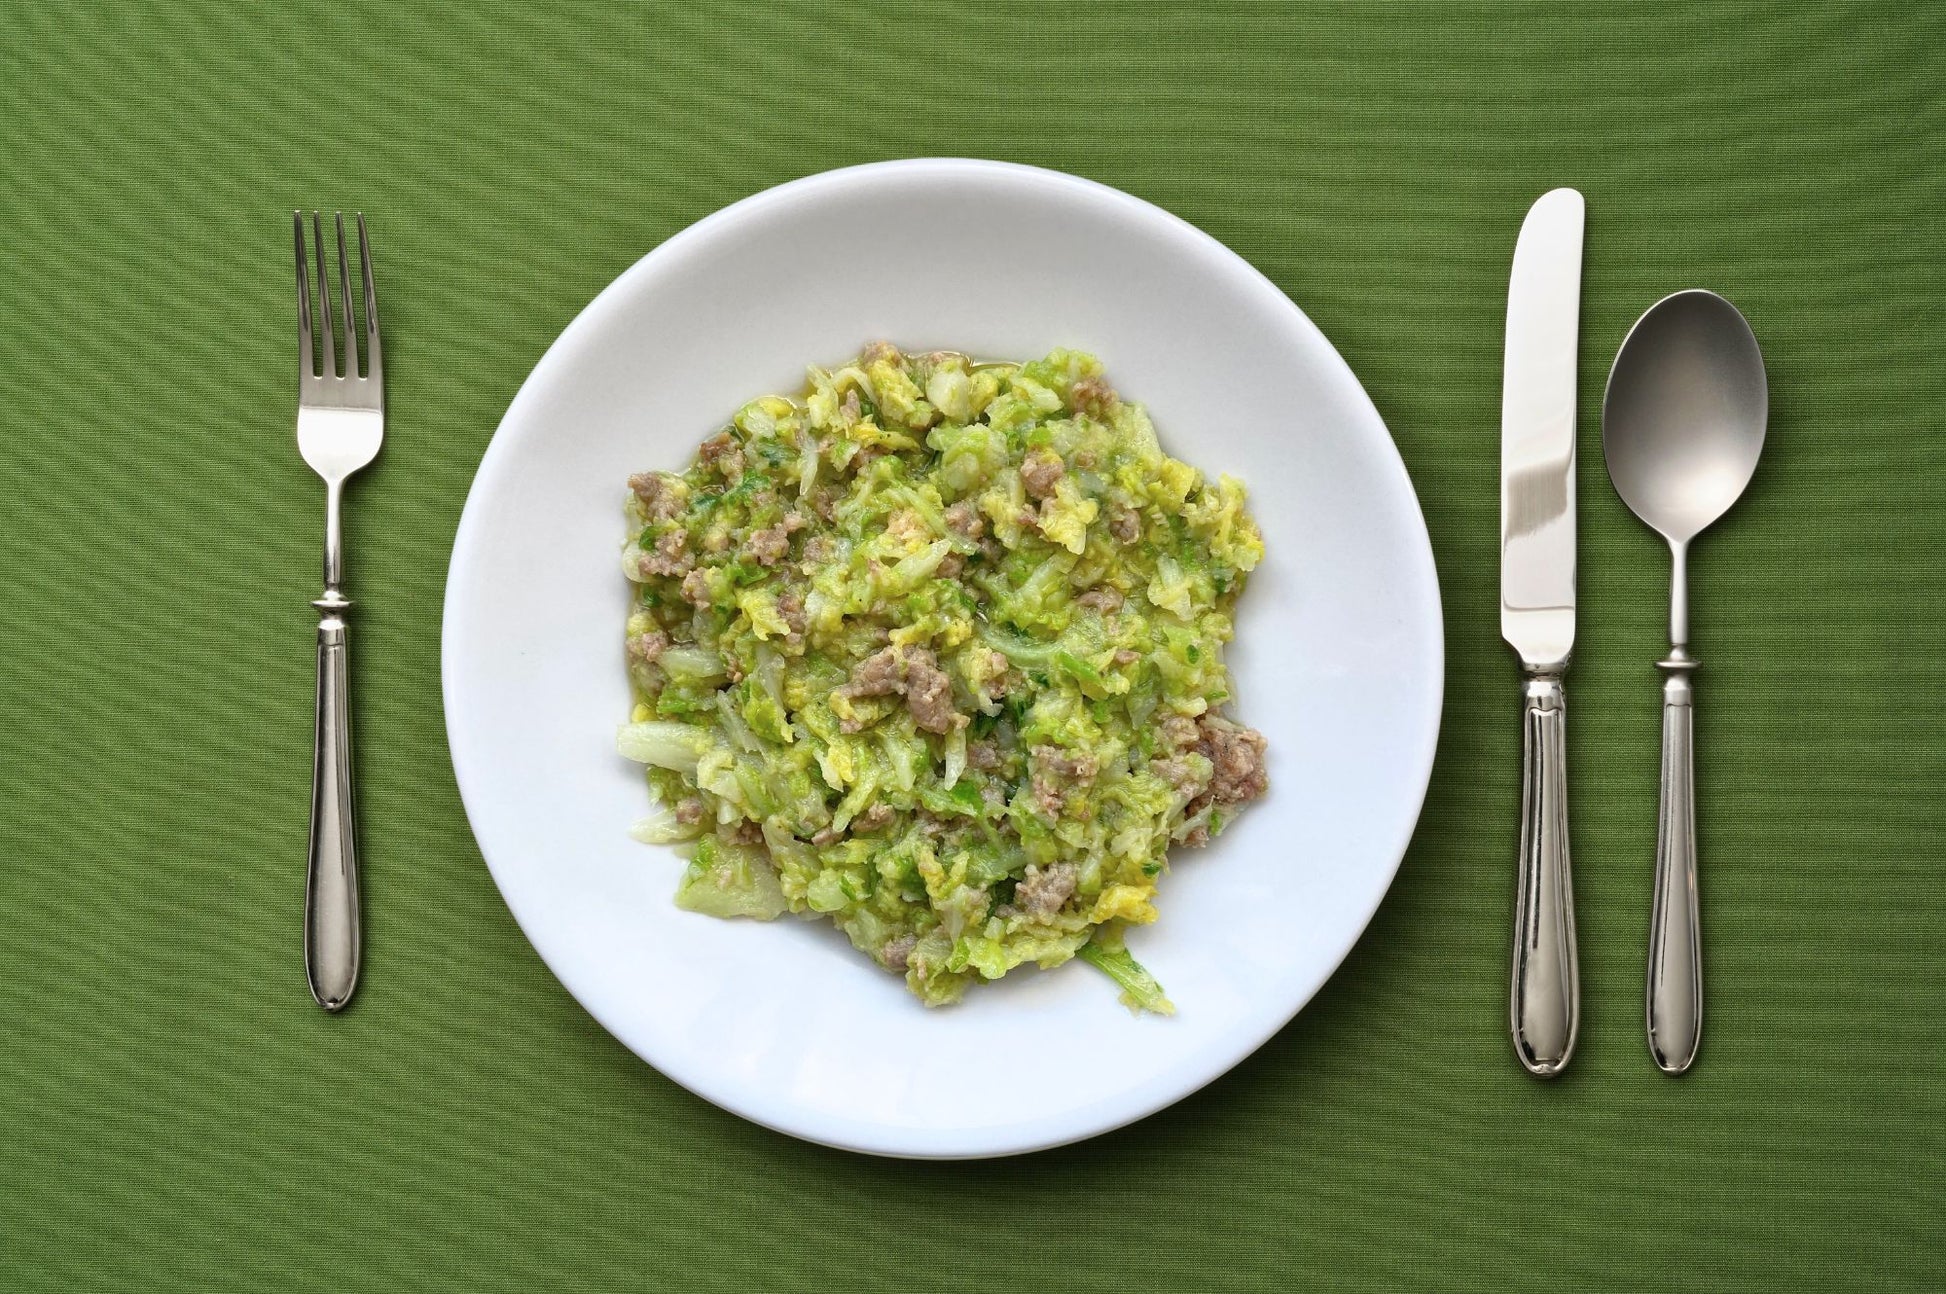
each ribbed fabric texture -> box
[1,2,1941,1289]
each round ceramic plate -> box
[443,160,1442,1159]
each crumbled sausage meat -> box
[1030,745,1100,817]
[1020,449,1066,501]
[1108,505,1141,544]
[674,796,705,826]
[627,629,669,663]
[1197,715,1269,806]
[902,650,958,734]
[1077,585,1124,615]
[944,500,986,540]
[634,528,693,578]
[839,645,904,699]
[744,512,806,566]
[853,802,894,833]
[799,534,835,567]
[1150,753,1205,797]
[1015,861,1079,918]
[936,551,965,579]
[628,472,687,522]
[697,430,743,482]
[886,508,929,547]
[860,340,899,366]
[775,590,807,649]
[730,819,764,846]
[1160,712,1200,750]
[881,933,917,972]
[966,739,1000,771]
[1069,375,1118,416]
[836,646,963,735]
[680,568,714,608]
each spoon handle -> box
[1647,657,1702,1072]
[1511,672,1578,1077]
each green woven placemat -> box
[3,2,1941,1290]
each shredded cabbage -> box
[616,345,1268,1010]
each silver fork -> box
[294,211,382,1012]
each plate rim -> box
[442,157,1445,1158]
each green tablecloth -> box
[4,2,1941,1289]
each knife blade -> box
[1502,187,1583,668]
[1501,187,1583,1078]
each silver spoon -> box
[1601,289,1768,1075]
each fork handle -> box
[305,595,361,1011]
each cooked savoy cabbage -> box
[617,344,1267,1011]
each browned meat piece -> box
[1019,449,1066,501]
[1108,505,1141,544]
[1076,585,1124,615]
[680,568,714,607]
[881,933,917,972]
[840,645,905,699]
[839,387,862,426]
[1029,745,1100,817]
[852,802,894,833]
[775,590,807,649]
[729,819,764,845]
[1112,648,1140,666]
[936,552,965,579]
[1160,712,1200,750]
[634,528,693,578]
[695,431,744,485]
[1072,447,1101,471]
[860,341,899,366]
[799,534,834,567]
[902,650,958,734]
[836,646,963,735]
[1033,746,1098,780]
[966,739,1000,771]
[627,629,669,663]
[944,500,986,540]
[1197,716,1269,806]
[628,471,687,522]
[674,796,705,826]
[1015,861,1079,918]
[1069,375,1118,416]
[744,512,806,566]
[1150,753,1205,797]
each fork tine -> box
[294,211,314,377]
[357,213,381,385]
[334,212,358,377]
[313,211,337,378]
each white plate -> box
[443,160,1442,1159]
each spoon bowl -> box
[1602,290,1768,543]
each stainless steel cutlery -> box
[1602,290,1768,1074]
[1500,188,1585,1078]
[1499,183,1765,1074]
[294,211,383,1013]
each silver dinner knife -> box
[1501,187,1584,1077]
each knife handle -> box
[1511,672,1578,1076]
[1647,655,1701,1073]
